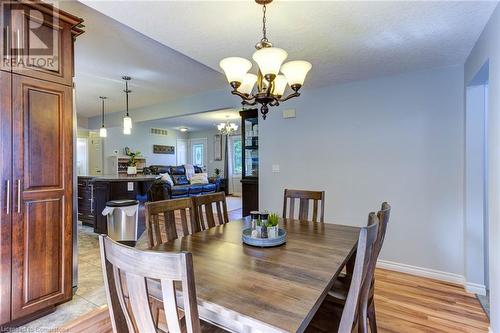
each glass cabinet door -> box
[244,117,258,177]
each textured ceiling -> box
[150,108,241,132]
[80,0,497,91]
[59,1,224,117]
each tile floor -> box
[14,196,243,332]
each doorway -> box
[189,138,208,170]
[176,139,188,165]
[228,135,242,196]
[465,61,490,317]
[76,138,88,176]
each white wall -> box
[260,66,465,277]
[465,3,500,331]
[465,84,487,293]
[102,120,184,172]
[187,129,240,177]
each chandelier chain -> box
[262,4,267,42]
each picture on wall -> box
[214,134,222,161]
[153,145,175,154]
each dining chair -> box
[282,189,325,222]
[99,235,226,333]
[306,214,379,333]
[327,202,391,333]
[192,192,229,230]
[145,197,198,248]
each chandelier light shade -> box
[122,76,133,135]
[281,60,312,87]
[238,73,258,95]
[252,47,288,78]
[219,57,252,84]
[99,96,107,138]
[219,0,312,119]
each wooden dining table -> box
[145,217,360,333]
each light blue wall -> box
[102,119,184,172]
[465,3,500,331]
[259,66,465,278]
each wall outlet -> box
[272,164,280,173]
[283,109,296,119]
[127,182,134,191]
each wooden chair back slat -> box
[338,214,378,333]
[282,189,325,222]
[146,198,197,248]
[193,193,229,231]
[100,235,202,333]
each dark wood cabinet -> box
[240,109,259,217]
[6,2,80,86]
[10,75,73,320]
[0,1,82,326]
[77,177,95,227]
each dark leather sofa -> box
[146,165,221,201]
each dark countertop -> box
[77,175,158,182]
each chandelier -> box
[217,118,239,135]
[219,0,312,119]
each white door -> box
[88,132,103,175]
[189,138,208,170]
[76,138,88,176]
[177,139,188,166]
[228,135,242,195]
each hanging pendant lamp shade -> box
[122,76,132,135]
[99,96,107,138]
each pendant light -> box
[99,96,107,138]
[122,76,132,135]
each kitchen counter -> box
[77,175,157,236]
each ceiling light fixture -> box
[122,76,132,135]
[179,127,188,132]
[99,96,107,138]
[217,117,239,135]
[219,0,312,119]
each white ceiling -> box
[150,108,241,132]
[59,1,224,117]
[80,0,497,92]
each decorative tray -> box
[242,228,287,247]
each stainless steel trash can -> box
[102,200,139,244]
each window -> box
[232,137,242,175]
[192,143,204,167]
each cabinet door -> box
[11,74,73,319]
[0,1,11,73]
[10,3,73,86]
[0,71,12,325]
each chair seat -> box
[327,274,349,304]
[305,298,344,333]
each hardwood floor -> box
[373,269,489,333]
[61,268,490,333]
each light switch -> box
[283,109,296,119]
[127,182,134,191]
[272,164,280,173]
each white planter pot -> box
[127,166,137,175]
[268,226,279,239]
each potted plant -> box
[267,213,280,238]
[126,149,141,175]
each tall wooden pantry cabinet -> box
[0,1,83,326]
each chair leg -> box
[368,300,377,333]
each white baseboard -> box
[465,282,487,296]
[377,259,465,285]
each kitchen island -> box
[77,175,157,236]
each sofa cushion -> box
[190,173,209,185]
[194,166,203,173]
[172,175,189,185]
[202,183,217,192]
[188,184,203,194]
[159,173,174,186]
[171,185,190,197]
[169,166,186,175]
[149,165,170,175]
